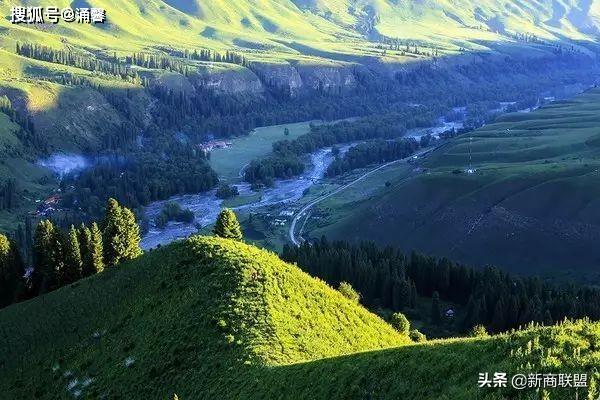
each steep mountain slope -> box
[1,236,599,399]
[0,236,409,399]
[2,0,599,59]
[308,87,600,282]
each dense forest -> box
[60,148,218,217]
[244,110,438,184]
[243,54,594,185]
[281,238,600,333]
[326,138,421,177]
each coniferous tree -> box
[79,224,93,277]
[62,225,82,284]
[0,233,25,308]
[213,208,243,241]
[81,223,104,276]
[32,220,60,294]
[103,198,142,267]
[90,222,105,274]
[121,208,142,261]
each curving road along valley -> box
[288,146,440,246]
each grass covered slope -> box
[0,236,407,399]
[1,236,599,399]
[309,88,600,281]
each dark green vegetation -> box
[155,202,195,229]
[0,233,25,308]
[326,138,420,177]
[0,236,598,399]
[213,208,243,241]
[282,239,600,335]
[215,184,239,199]
[8,199,140,308]
[61,150,218,217]
[243,58,596,186]
[308,88,600,282]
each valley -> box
[2,1,600,398]
[303,86,600,283]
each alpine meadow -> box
[2,1,600,399]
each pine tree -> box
[32,220,60,294]
[213,208,243,240]
[103,198,122,267]
[62,225,82,284]
[79,224,93,277]
[121,207,142,261]
[0,233,25,308]
[103,198,142,267]
[86,223,104,275]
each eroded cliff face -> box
[249,63,303,96]
[294,64,358,92]
[189,65,265,96]
[148,61,362,98]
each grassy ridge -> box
[0,236,407,399]
[307,88,600,281]
[1,236,599,399]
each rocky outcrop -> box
[188,65,265,96]
[249,62,303,96]
[294,64,358,92]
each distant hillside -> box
[2,0,599,62]
[308,87,600,282]
[1,236,599,399]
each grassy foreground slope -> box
[309,88,600,282]
[0,236,408,399]
[1,236,600,399]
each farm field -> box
[305,88,600,282]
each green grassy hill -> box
[1,236,599,399]
[307,87,600,282]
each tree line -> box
[0,198,142,308]
[16,43,140,81]
[326,138,420,177]
[281,238,600,333]
[0,95,46,154]
[155,48,248,67]
[60,148,218,218]
[244,110,438,185]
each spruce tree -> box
[103,198,122,267]
[32,220,60,294]
[103,198,142,267]
[213,208,243,240]
[121,207,142,261]
[62,225,82,284]
[0,233,25,308]
[90,223,105,274]
[81,223,104,275]
[79,224,93,277]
